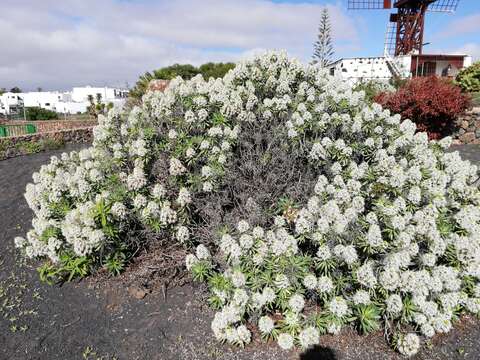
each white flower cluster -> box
[16,62,243,268]
[15,51,480,355]
[184,52,480,355]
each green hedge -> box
[25,107,58,121]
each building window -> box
[330,68,335,76]
[415,61,436,77]
[45,103,50,106]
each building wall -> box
[0,93,24,115]
[20,92,90,114]
[22,92,63,110]
[55,101,89,114]
[328,57,409,84]
[330,57,392,83]
[329,54,471,83]
[410,55,469,78]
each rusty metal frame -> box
[393,2,430,55]
[348,0,460,56]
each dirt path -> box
[0,144,479,360]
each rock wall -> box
[148,79,170,92]
[0,119,97,134]
[453,107,480,144]
[0,127,93,160]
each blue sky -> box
[272,0,480,58]
[0,0,478,90]
[342,0,480,57]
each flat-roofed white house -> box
[21,91,66,110]
[328,54,473,85]
[0,92,24,116]
[0,86,128,117]
[71,86,128,103]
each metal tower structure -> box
[348,0,460,56]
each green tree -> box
[198,62,235,79]
[10,86,22,93]
[153,64,200,80]
[87,94,112,119]
[312,8,334,67]
[0,87,6,95]
[129,62,235,100]
[128,72,155,100]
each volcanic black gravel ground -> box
[0,144,479,360]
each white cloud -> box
[429,42,480,62]
[0,0,359,90]
[436,13,480,38]
[454,43,480,61]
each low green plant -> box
[104,251,127,276]
[82,346,118,360]
[38,253,92,283]
[17,141,41,154]
[471,92,480,107]
[354,304,381,334]
[40,138,65,150]
[353,80,395,104]
[0,139,13,159]
[1,137,67,160]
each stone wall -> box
[0,127,93,160]
[0,119,97,134]
[453,107,480,144]
[148,79,170,92]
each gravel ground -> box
[0,144,479,360]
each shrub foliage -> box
[455,61,480,93]
[375,76,470,139]
[25,106,58,121]
[15,53,480,356]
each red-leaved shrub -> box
[375,76,471,139]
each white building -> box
[328,54,472,85]
[0,92,24,116]
[0,86,128,116]
[21,91,66,110]
[71,86,128,103]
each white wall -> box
[396,56,412,77]
[55,101,89,114]
[329,56,416,84]
[329,57,395,84]
[21,92,63,110]
[71,86,128,102]
[464,56,473,68]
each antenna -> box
[348,0,461,56]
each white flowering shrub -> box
[15,52,480,355]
